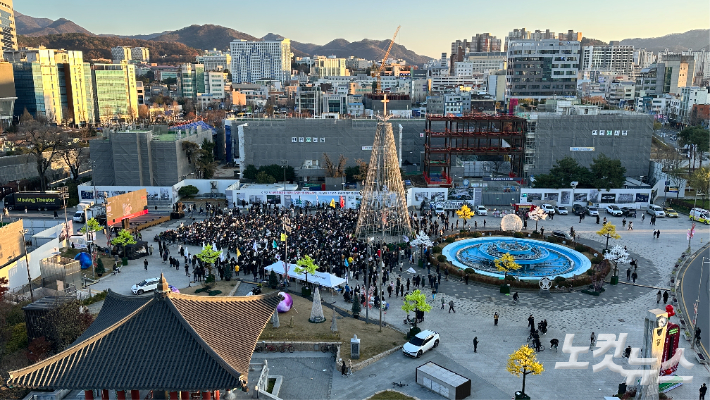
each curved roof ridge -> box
[166,291,280,302]
[8,297,154,383]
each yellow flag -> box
[281,233,287,242]
[330,198,336,208]
[237,249,241,257]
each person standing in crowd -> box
[494,312,499,326]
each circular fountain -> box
[441,237,591,280]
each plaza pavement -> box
[77,210,710,399]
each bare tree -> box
[12,119,66,192]
[59,140,89,182]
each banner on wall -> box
[600,194,616,203]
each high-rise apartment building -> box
[581,45,635,75]
[505,28,580,51]
[177,63,205,100]
[450,33,502,56]
[230,39,291,83]
[0,0,17,53]
[6,48,62,122]
[559,30,582,42]
[130,47,150,63]
[91,63,138,123]
[506,39,580,100]
[0,61,16,125]
[634,49,656,69]
[196,49,231,72]
[312,56,348,77]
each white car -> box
[605,205,623,216]
[476,205,488,216]
[131,277,160,295]
[587,207,600,216]
[402,330,440,358]
[554,206,568,215]
[646,205,665,218]
[541,204,555,214]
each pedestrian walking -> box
[653,229,657,238]
[642,214,645,222]
[473,337,478,353]
[590,332,596,348]
[528,314,535,330]
[596,215,600,224]
[656,230,661,239]
[448,300,455,313]
[464,274,469,285]
[494,312,499,326]
[627,268,631,281]
[144,259,148,270]
[700,383,707,400]
[628,221,633,230]
[631,271,638,283]
[663,290,669,304]
[622,218,626,227]
[441,296,445,310]
[656,290,662,304]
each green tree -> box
[532,157,592,188]
[256,171,276,184]
[401,289,432,328]
[688,167,710,204]
[80,218,103,244]
[269,270,279,289]
[295,255,318,285]
[589,154,626,189]
[111,229,136,257]
[243,164,259,180]
[678,126,710,172]
[259,164,296,182]
[95,258,105,276]
[178,185,199,197]
[196,244,221,278]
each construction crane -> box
[371,25,401,95]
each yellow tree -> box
[495,252,521,275]
[456,204,474,228]
[507,344,544,396]
[596,222,621,249]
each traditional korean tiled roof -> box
[8,277,279,391]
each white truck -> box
[690,208,710,225]
[73,205,106,224]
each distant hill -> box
[151,24,260,52]
[14,11,92,36]
[17,33,199,63]
[620,29,710,52]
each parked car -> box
[605,205,623,216]
[132,277,160,295]
[587,207,600,216]
[646,205,666,217]
[620,207,637,218]
[541,204,555,214]
[476,205,488,216]
[663,207,678,218]
[690,208,710,224]
[402,330,440,358]
[554,206,568,215]
[551,230,573,241]
[572,204,588,216]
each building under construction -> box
[423,114,527,187]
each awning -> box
[265,262,346,288]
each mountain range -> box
[14,12,710,64]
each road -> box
[680,244,710,357]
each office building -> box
[345,57,371,72]
[634,49,656,69]
[657,54,696,95]
[312,56,348,77]
[230,39,291,83]
[130,47,150,63]
[0,61,15,126]
[0,0,16,53]
[295,83,322,116]
[54,50,93,125]
[427,92,471,115]
[91,63,138,123]
[506,39,580,100]
[454,52,507,75]
[581,45,634,75]
[196,49,231,72]
[678,87,709,124]
[6,48,62,122]
[177,63,205,100]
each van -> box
[690,208,710,225]
[72,211,85,223]
[646,205,665,217]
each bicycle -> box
[280,342,295,353]
[254,343,265,353]
[392,381,408,387]
[266,343,279,353]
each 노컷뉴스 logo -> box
[554,334,694,385]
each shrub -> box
[407,326,422,339]
[437,254,447,262]
[472,232,482,238]
[591,256,602,264]
[554,276,566,283]
[432,246,442,254]
[208,290,222,296]
[464,268,475,274]
[351,293,361,317]
[575,244,587,252]
[445,237,455,243]
[5,323,27,354]
[504,275,516,281]
[95,258,105,276]
[269,270,279,289]
[82,290,108,306]
[513,232,524,238]
[178,185,199,197]
[586,269,595,276]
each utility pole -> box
[60,186,69,238]
[20,228,33,302]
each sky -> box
[16,0,710,57]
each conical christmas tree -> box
[309,287,325,323]
[355,112,411,240]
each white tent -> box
[265,262,347,288]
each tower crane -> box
[371,26,401,95]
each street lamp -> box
[20,228,32,302]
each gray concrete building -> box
[227,118,427,181]
[524,112,653,180]
[90,128,211,186]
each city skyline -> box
[16,0,710,58]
